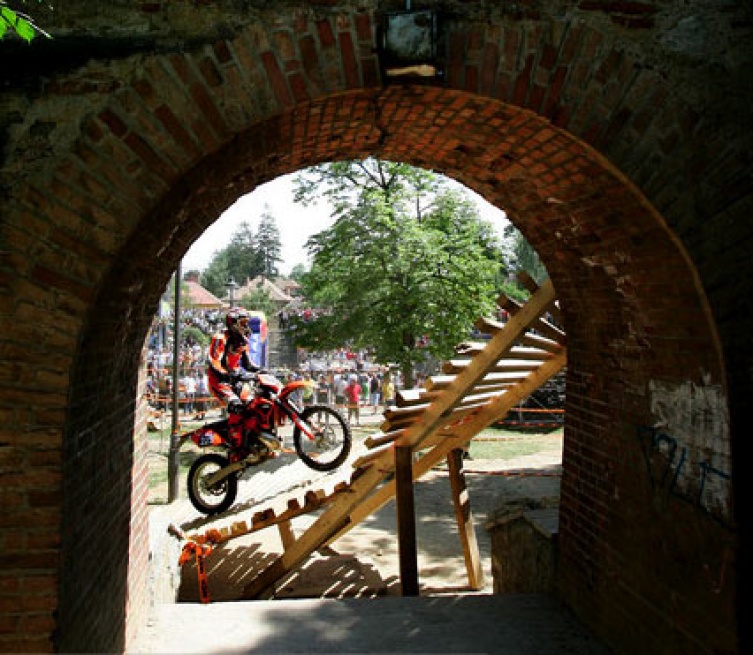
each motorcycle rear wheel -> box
[187,453,238,515]
[293,404,352,471]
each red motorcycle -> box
[181,372,351,515]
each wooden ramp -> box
[177,276,566,600]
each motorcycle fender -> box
[191,428,224,448]
[279,379,314,401]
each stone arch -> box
[1,3,748,653]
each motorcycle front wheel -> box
[293,404,352,471]
[187,453,238,515]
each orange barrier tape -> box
[178,541,214,603]
[150,394,222,407]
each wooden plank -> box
[364,428,406,449]
[383,404,429,422]
[508,346,553,361]
[427,350,567,448]
[515,273,563,324]
[278,521,296,550]
[396,389,441,408]
[447,448,484,590]
[352,443,394,471]
[498,293,565,344]
[424,374,456,391]
[442,359,538,375]
[383,397,495,434]
[514,270,540,296]
[395,445,419,596]
[474,316,505,336]
[426,371,528,393]
[380,415,419,432]
[519,333,563,353]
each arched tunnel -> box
[0,2,750,653]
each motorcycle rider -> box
[207,307,272,455]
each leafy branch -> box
[0,1,51,43]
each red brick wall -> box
[0,2,748,653]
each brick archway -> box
[1,3,748,653]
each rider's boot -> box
[257,412,281,452]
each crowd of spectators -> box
[144,308,401,422]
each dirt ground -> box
[166,411,564,603]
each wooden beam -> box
[395,445,419,596]
[498,296,565,344]
[396,389,441,408]
[513,272,562,325]
[519,333,563,353]
[364,428,406,449]
[278,521,296,550]
[447,448,484,590]
[426,371,529,393]
[442,359,539,375]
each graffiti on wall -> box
[638,378,731,525]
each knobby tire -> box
[293,404,351,471]
[187,452,238,515]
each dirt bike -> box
[180,372,352,515]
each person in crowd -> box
[345,374,362,426]
[334,372,347,408]
[194,371,209,420]
[369,372,381,414]
[157,374,170,410]
[182,372,197,416]
[317,374,330,404]
[207,307,263,451]
[302,372,314,406]
[382,372,396,408]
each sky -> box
[182,171,509,275]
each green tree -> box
[199,209,284,298]
[200,249,232,299]
[225,220,259,283]
[292,159,505,388]
[255,207,283,278]
[503,223,548,286]
[288,263,307,282]
[240,287,277,319]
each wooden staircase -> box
[174,276,566,599]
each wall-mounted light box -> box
[379,10,441,79]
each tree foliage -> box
[255,207,283,277]
[503,223,549,286]
[291,159,506,387]
[200,209,283,298]
[0,1,50,42]
[288,263,306,282]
